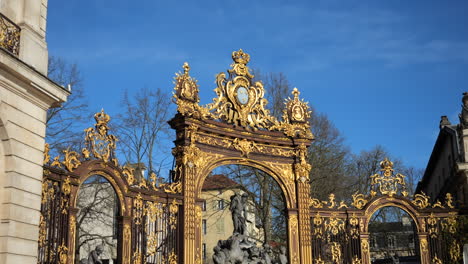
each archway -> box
[75,174,120,263]
[201,164,288,263]
[169,49,314,264]
[368,206,420,263]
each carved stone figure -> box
[279,246,287,264]
[216,192,287,264]
[460,92,468,128]
[87,245,103,264]
[230,193,247,235]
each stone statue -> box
[460,92,468,128]
[87,245,103,264]
[278,246,287,264]
[230,193,247,235]
[215,192,287,264]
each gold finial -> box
[292,87,300,99]
[183,62,190,75]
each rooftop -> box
[202,174,240,191]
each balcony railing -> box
[0,13,20,56]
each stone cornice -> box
[0,48,69,109]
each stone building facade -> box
[0,1,69,263]
[416,93,468,213]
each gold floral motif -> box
[412,192,430,209]
[62,149,81,172]
[370,158,407,197]
[229,138,261,157]
[351,192,368,209]
[84,109,117,163]
[325,216,345,236]
[313,213,323,238]
[349,214,360,239]
[449,240,461,262]
[445,193,455,208]
[441,213,457,234]
[289,214,298,235]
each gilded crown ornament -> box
[172,49,314,138]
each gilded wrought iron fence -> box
[131,195,181,264]
[0,13,20,55]
[38,175,71,264]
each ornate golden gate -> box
[39,111,182,264]
[169,49,314,264]
[39,49,463,264]
[309,158,462,264]
[39,49,316,264]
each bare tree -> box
[76,175,118,263]
[347,145,405,195]
[46,56,90,156]
[114,87,174,177]
[308,110,351,200]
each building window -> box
[202,219,207,235]
[203,243,206,259]
[202,201,206,211]
[217,200,224,210]
[387,235,396,248]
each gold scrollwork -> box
[351,192,368,209]
[57,242,68,264]
[441,213,457,234]
[420,238,428,253]
[133,194,144,225]
[38,214,47,247]
[412,192,430,209]
[63,149,81,172]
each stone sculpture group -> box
[212,193,287,264]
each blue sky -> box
[47,0,468,170]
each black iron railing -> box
[0,13,20,56]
